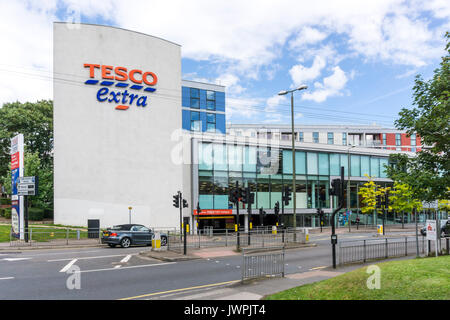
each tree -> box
[0,151,53,209]
[0,100,53,180]
[391,32,450,201]
[358,175,377,215]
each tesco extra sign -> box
[83,64,157,110]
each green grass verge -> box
[0,224,96,243]
[265,256,450,300]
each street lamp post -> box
[278,85,308,232]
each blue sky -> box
[0,0,448,127]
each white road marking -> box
[75,262,176,274]
[120,255,132,263]
[0,277,14,280]
[59,259,78,273]
[48,253,136,262]
[2,258,31,262]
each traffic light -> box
[384,190,390,207]
[229,187,242,204]
[274,201,280,216]
[283,186,292,206]
[376,194,382,208]
[249,192,255,204]
[241,187,249,204]
[196,202,201,215]
[182,199,188,208]
[172,194,180,208]
[329,179,341,197]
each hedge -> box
[28,207,45,221]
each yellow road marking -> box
[310,266,327,270]
[119,280,240,300]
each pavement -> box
[140,243,318,262]
[134,245,416,300]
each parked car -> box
[420,220,450,237]
[101,224,168,248]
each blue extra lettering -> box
[136,96,147,107]
[96,87,109,102]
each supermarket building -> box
[53,23,424,231]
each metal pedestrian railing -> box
[338,236,427,265]
[9,227,102,247]
[166,228,307,253]
[241,246,285,282]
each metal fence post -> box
[385,238,388,259]
[225,229,228,247]
[363,240,366,263]
[30,228,32,243]
[405,237,408,256]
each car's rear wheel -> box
[120,237,131,248]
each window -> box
[206,113,216,132]
[382,133,387,145]
[410,134,416,146]
[327,132,334,145]
[190,88,200,108]
[313,132,319,143]
[299,132,304,142]
[206,90,215,111]
[190,111,201,131]
[342,132,347,146]
[395,134,401,146]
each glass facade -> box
[182,85,226,133]
[197,141,390,211]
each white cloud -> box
[215,73,246,95]
[289,27,328,49]
[302,66,348,103]
[289,56,326,86]
[226,97,264,119]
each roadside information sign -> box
[426,220,436,241]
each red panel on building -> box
[194,209,233,216]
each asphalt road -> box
[0,231,419,300]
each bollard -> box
[152,232,161,251]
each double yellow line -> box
[119,280,240,300]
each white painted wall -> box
[53,23,182,228]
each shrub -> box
[3,208,11,219]
[0,198,11,205]
[28,207,45,221]
[0,208,4,217]
[44,207,54,219]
